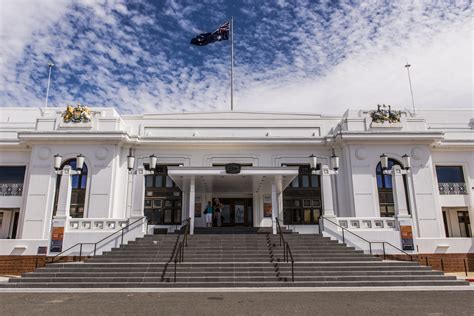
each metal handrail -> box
[172,218,191,283]
[284,241,295,282]
[320,216,415,261]
[48,216,146,264]
[275,218,295,282]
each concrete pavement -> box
[0,290,473,315]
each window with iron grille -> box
[436,166,467,195]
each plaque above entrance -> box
[225,163,241,174]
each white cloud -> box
[0,0,472,116]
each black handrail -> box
[320,216,415,261]
[172,218,191,283]
[48,216,146,264]
[275,218,295,282]
[284,241,295,282]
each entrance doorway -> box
[216,198,253,227]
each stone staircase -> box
[2,232,469,288]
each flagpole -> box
[404,63,416,115]
[44,62,55,108]
[230,17,234,111]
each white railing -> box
[1,183,23,196]
[337,217,397,230]
[67,218,130,232]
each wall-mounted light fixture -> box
[53,153,85,174]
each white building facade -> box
[0,106,472,257]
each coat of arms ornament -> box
[63,104,92,123]
[370,104,401,124]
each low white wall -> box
[54,218,147,256]
[322,219,405,255]
[147,225,179,234]
[289,225,320,234]
[0,239,48,255]
[415,238,474,254]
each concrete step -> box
[20,270,445,278]
[5,232,468,289]
[2,280,468,288]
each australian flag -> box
[191,21,230,46]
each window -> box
[144,165,182,225]
[0,166,26,196]
[443,207,471,238]
[458,211,471,238]
[53,159,88,218]
[283,164,321,225]
[436,166,467,195]
[376,159,410,217]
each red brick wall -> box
[0,256,47,275]
[381,253,474,273]
[417,253,474,273]
[0,255,81,275]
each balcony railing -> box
[0,183,23,196]
[337,217,397,230]
[438,182,467,195]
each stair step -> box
[4,232,468,288]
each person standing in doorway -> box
[213,198,223,227]
[204,201,213,227]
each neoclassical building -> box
[0,105,472,259]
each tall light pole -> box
[44,62,55,108]
[404,63,416,116]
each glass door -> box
[214,198,253,227]
[234,200,245,225]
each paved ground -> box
[0,290,473,315]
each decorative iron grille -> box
[1,183,23,196]
[438,182,467,195]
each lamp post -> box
[379,153,411,175]
[309,152,340,221]
[127,153,158,174]
[53,153,85,175]
[126,153,159,226]
[309,153,340,175]
[379,153,415,250]
[51,153,87,252]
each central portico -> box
[167,166,299,234]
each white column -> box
[252,192,259,227]
[321,165,336,217]
[131,165,146,218]
[55,165,73,219]
[391,165,410,218]
[189,176,195,235]
[276,175,283,221]
[271,181,278,234]
[125,172,133,218]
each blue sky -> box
[0,0,472,115]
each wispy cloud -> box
[0,0,472,115]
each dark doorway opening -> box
[214,198,253,227]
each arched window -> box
[53,158,88,218]
[376,158,410,217]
